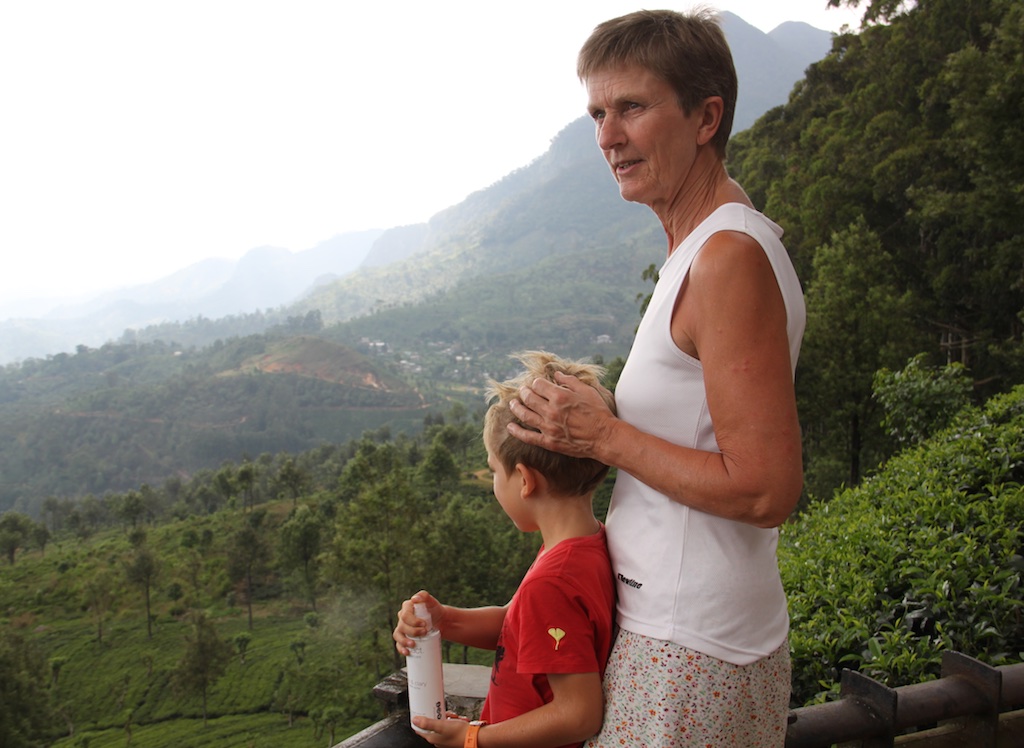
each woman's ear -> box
[696,96,724,146]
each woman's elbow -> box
[749,479,802,528]
[751,505,793,529]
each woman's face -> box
[586,65,704,214]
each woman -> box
[508,10,805,746]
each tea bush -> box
[781,385,1024,705]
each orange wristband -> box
[464,720,486,748]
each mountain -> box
[293,115,659,326]
[0,16,835,365]
[0,16,852,511]
[768,20,836,63]
[0,231,382,363]
[724,13,833,131]
[291,16,834,329]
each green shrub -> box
[873,354,974,447]
[782,385,1024,705]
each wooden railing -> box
[786,651,1024,747]
[336,653,1024,747]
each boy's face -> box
[486,445,532,532]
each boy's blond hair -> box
[484,351,616,498]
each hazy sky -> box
[0,1,864,307]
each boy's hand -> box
[410,715,470,747]
[393,590,444,656]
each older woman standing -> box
[508,10,805,747]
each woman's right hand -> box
[508,370,617,462]
[393,590,443,656]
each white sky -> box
[0,1,864,306]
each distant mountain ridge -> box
[293,14,833,328]
[47,230,383,320]
[0,231,382,363]
[740,17,833,128]
[0,14,833,364]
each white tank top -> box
[606,203,805,665]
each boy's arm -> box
[413,671,603,748]
[437,604,507,651]
[395,591,507,655]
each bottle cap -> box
[414,602,432,629]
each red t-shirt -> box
[480,526,615,747]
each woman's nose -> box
[596,116,625,151]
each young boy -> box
[394,351,617,748]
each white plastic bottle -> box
[406,602,445,733]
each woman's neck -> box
[659,161,750,252]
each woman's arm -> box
[509,232,802,528]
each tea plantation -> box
[782,385,1024,704]
[2,386,1023,745]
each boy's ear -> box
[515,463,541,499]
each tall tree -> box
[172,610,232,727]
[213,466,236,510]
[30,522,50,556]
[417,437,460,498]
[236,461,257,513]
[329,468,430,671]
[41,496,62,534]
[279,505,324,612]
[227,511,272,630]
[275,457,310,507]
[115,491,146,530]
[124,546,161,639]
[914,0,1024,381]
[0,630,55,748]
[798,218,922,497]
[0,511,34,564]
[81,567,118,645]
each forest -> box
[729,0,1024,498]
[1,0,1023,745]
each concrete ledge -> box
[337,664,490,748]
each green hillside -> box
[325,243,656,360]
[1,508,388,747]
[2,383,1022,746]
[0,415,546,747]
[0,335,426,516]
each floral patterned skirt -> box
[586,629,791,747]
